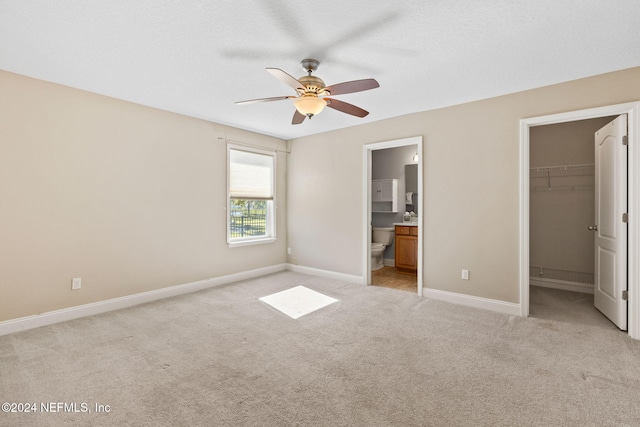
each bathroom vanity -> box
[394,224,418,274]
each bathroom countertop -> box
[393,222,419,226]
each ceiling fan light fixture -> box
[236,59,379,125]
[294,95,327,118]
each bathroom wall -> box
[371,144,418,261]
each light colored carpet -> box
[1,271,640,426]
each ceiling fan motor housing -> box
[297,75,327,96]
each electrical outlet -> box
[461,269,469,280]
[72,277,82,290]
[287,247,292,255]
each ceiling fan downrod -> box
[300,58,320,75]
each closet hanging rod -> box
[530,164,594,180]
[530,163,594,172]
[530,163,595,190]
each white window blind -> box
[229,148,274,200]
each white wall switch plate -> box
[72,277,82,290]
[461,269,469,280]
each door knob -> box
[588,225,598,231]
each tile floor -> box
[371,266,417,293]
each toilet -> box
[371,227,395,271]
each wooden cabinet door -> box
[395,234,417,273]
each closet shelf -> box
[530,164,594,178]
[530,163,594,190]
[530,265,594,285]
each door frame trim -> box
[519,101,640,339]
[363,136,423,296]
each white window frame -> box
[227,144,277,247]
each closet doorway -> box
[519,102,640,340]
[529,116,618,328]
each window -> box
[227,145,276,246]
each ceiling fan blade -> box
[324,78,379,96]
[266,68,306,92]
[292,110,306,125]
[325,98,369,118]
[235,96,294,105]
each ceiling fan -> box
[235,59,379,125]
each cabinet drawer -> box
[395,226,418,236]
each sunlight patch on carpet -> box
[259,286,338,319]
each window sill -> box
[228,237,277,248]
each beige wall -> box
[2,66,638,322]
[0,71,287,322]
[287,67,640,303]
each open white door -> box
[594,115,628,330]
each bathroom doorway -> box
[362,136,423,296]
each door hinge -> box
[622,290,628,301]
[622,135,628,146]
[623,213,629,223]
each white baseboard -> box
[286,264,520,316]
[1,263,521,336]
[0,264,287,337]
[422,287,521,316]
[383,258,395,267]
[285,264,364,285]
[530,278,594,294]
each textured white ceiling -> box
[1,0,639,140]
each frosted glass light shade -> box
[294,96,327,116]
